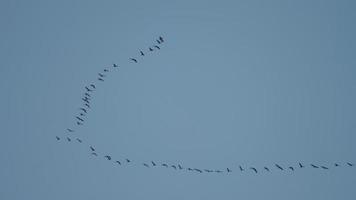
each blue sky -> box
[1,0,356,199]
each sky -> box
[1,0,356,199]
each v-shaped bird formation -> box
[56,36,354,176]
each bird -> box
[76,116,84,122]
[154,45,160,50]
[84,92,91,97]
[85,86,93,92]
[130,58,138,63]
[311,164,319,168]
[125,159,131,163]
[104,155,111,160]
[91,152,98,156]
[289,167,294,171]
[299,162,304,168]
[103,69,109,72]
[67,128,74,132]
[98,73,105,77]
[55,136,60,140]
[171,165,177,170]
[194,168,202,173]
[335,163,340,167]
[321,166,329,169]
[347,162,354,167]
[187,168,193,171]
[204,169,210,172]
[84,103,90,108]
[98,78,104,81]
[90,84,96,89]
[275,164,284,170]
[156,39,161,44]
[113,64,118,68]
[215,170,223,173]
[76,138,82,143]
[159,36,164,43]
[66,137,71,142]
[178,164,183,170]
[162,164,168,167]
[151,161,156,166]
[149,47,153,51]
[264,167,270,172]
[227,168,232,172]
[140,51,144,56]
[250,167,258,173]
[82,98,90,104]
[79,108,87,113]
[76,121,83,125]
[116,161,121,165]
[143,163,150,168]
[238,165,245,171]
[90,146,95,151]
[79,113,85,116]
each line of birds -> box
[65,36,165,134]
[58,35,354,175]
[56,134,354,174]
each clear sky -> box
[1,0,356,199]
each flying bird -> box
[66,137,71,142]
[82,98,90,104]
[55,136,60,140]
[84,103,90,108]
[194,168,202,173]
[159,36,164,43]
[80,113,85,116]
[156,39,161,44]
[154,45,160,50]
[103,69,109,72]
[113,64,118,68]
[125,159,131,163]
[321,166,329,169]
[239,165,244,171]
[76,138,82,143]
[90,146,95,151]
[171,165,177,170]
[84,92,91,97]
[91,152,98,156]
[187,168,193,171]
[79,108,87,113]
[275,164,284,170]
[98,78,104,81]
[116,161,121,165]
[250,167,258,173]
[151,161,156,166]
[289,167,294,171]
[178,164,183,170]
[227,168,232,172]
[98,73,105,77]
[140,51,144,56]
[264,167,270,172]
[215,170,223,173]
[67,128,74,132]
[143,163,150,168]
[129,58,138,63]
[347,162,354,166]
[299,162,304,168]
[76,121,83,125]
[76,116,84,122]
[90,84,96,89]
[310,164,319,168]
[162,164,168,167]
[335,163,340,167]
[104,155,111,160]
[149,47,153,51]
[85,86,93,92]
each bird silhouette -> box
[56,136,60,140]
[321,166,329,169]
[79,108,87,113]
[91,152,98,156]
[104,155,111,160]
[67,128,74,132]
[90,146,95,151]
[156,39,161,44]
[98,73,105,78]
[90,84,96,89]
[143,163,150,168]
[103,69,109,72]
[250,167,258,173]
[310,164,319,168]
[227,168,232,172]
[275,164,284,170]
[84,103,90,108]
[154,45,160,50]
[76,116,84,122]
[79,113,85,116]
[140,51,145,56]
[159,36,164,43]
[289,167,294,171]
[76,138,82,143]
[66,137,71,142]
[82,98,90,104]
[347,162,354,166]
[76,121,83,125]
[171,165,177,170]
[215,170,223,173]
[335,163,340,167]
[299,162,304,168]
[116,161,121,165]
[85,87,93,92]
[178,164,183,170]
[151,161,156,166]
[264,167,270,172]
[130,58,138,63]
[113,64,118,68]
[125,159,131,163]
[149,47,153,51]
[239,165,244,171]
[84,92,91,97]
[98,78,104,81]
[194,168,202,173]
[162,164,168,167]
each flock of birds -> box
[56,36,354,175]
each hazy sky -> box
[1,0,356,199]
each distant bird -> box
[98,78,104,81]
[321,166,329,169]
[154,45,160,50]
[215,170,223,173]
[84,103,90,108]
[275,164,284,170]
[162,164,168,167]
[347,162,354,167]
[66,137,71,142]
[227,168,232,172]
[76,116,84,122]
[156,39,161,44]
[143,163,150,168]
[140,51,145,56]
[113,64,118,68]
[187,168,193,171]
[76,138,82,143]
[80,113,85,116]
[299,162,304,168]
[84,92,91,97]
[171,165,177,170]
[178,164,183,170]
[103,69,109,72]
[76,121,83,125]
[194,168,202,173]
[311,164,319,168]
[335,163,340,167]
[90,84,96,89]
[116,161,121,165]
[159,36,164,43]
[204,169,210,172]
[98,73,105,77]
[79,108,87,113]
[151,161,156,166]
[250,167,258,173]
[67,128,74,132]
[289,167,294,171]
[85,86,93,92]
[239,165,244,171]
[82,98,90,104]
[130,58,138,63]
[125,159,131,163]
[104,155,111,160]
[149,47,153,51]
[90,146,95,151]
[55,136,60,140]
[91,152,98,156]
[264,167,270,172]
